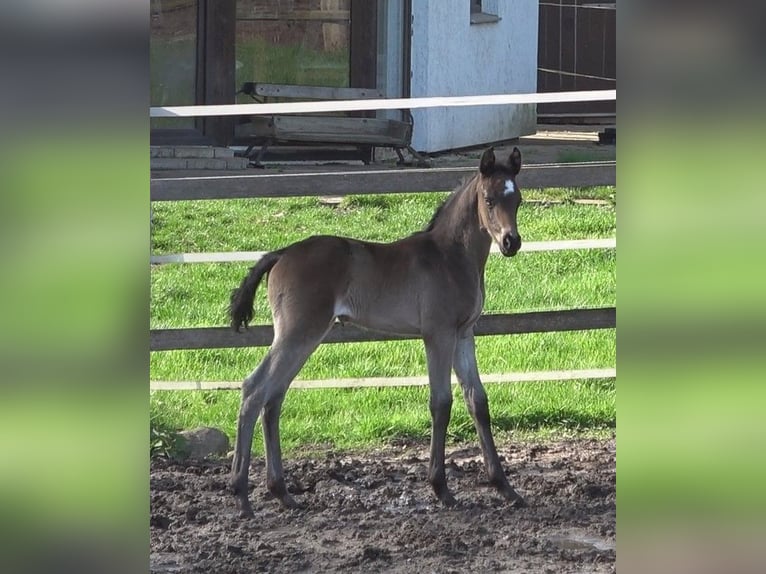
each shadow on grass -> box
[493,409,616,432]
[341,195,396,210]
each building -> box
[150,0,539,155]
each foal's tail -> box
[229,250,283,331]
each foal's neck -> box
[430,178,492,272]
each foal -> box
[229,147,526,517]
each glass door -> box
[150,0,199,132]
[151,0,237,145]
[234,0,352,93]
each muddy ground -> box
[150,438,615,573]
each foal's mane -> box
[423,174,479,232]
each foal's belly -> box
[334,284,483,337]
[334,297,422,336]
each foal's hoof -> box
[503,490,527,508]
[236,500,255,519]
[491,477,526,508]
[278,493,299,509]
[435,489,457,507]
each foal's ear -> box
[479,147,496,175]
[509,147,522,176]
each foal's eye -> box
[485,197,495,208]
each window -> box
[470,0,501,25]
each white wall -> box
[410,1,539,152]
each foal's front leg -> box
[453,333,525,506]
[424,333,457,506]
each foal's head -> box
[476,147,523,257]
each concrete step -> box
[150,146,248,170]
[151,157,249,170]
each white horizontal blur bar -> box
[149,238,616,265]
[150,90,616,118]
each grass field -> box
[150,186,616,454]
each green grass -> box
[151,250,614,328]
[151,378,615,456]
[150,186,616,452]
[150,187,616,254]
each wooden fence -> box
[150,159,615,390]
[150,160,615,201]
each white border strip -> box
[150,238,616,265]
[150,368,616,391]
[150,90,616,118]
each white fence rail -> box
[150,89,616,118]
[151,368,617,391]
[150,238,616,265]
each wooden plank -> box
[149,368,616,391]
[149,238,616,265]
[150,161,616,201]
[237,115,411,145]
[150,307,616,351]
[252,84,383,100]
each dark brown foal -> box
[229,147,526,517]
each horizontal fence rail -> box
[151,160,615,202]
[150,89,616,118]
[150,307,616,352]
[150,368,617,391]
[150,238,616,265]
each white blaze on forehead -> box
[504,180,515,196]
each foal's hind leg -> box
[261,387,293,507]
[231,325,330,516]
[453,333,525,507]
[424,332,458,506]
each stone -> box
[185,158,227,170]
[150,146,175,158]
[174,146,214,159]
[151,158,188,170]
[225,157,249,169]
[177,427,230,459]
[213,147,235,158]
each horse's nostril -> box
[503,234,520,252]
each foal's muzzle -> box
[500,233,522,257]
